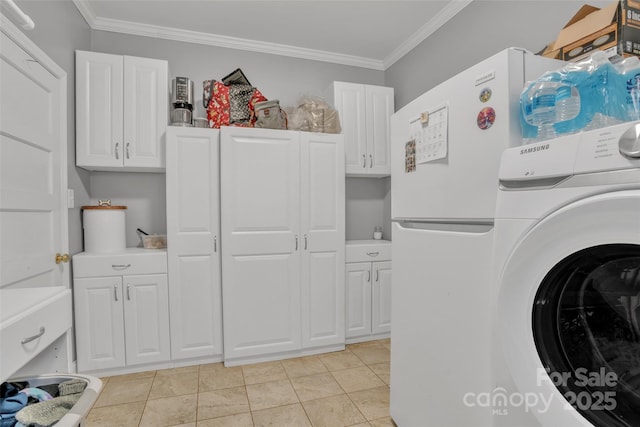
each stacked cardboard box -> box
[540,0,640,61]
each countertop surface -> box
[74,247,167,257]
[346,239,391,246]
[1,286,70,323]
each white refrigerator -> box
[389,48,562,426]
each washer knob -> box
[619,123,640,159]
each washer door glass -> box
[533,244,640,427]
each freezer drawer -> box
[6,373,102,427]
[389,222,494,426]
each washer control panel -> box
[500,121,640,183]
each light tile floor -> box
[85,339,395,427]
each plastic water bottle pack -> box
[520,51,640,143]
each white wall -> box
[84,31,387,245]
[386,0,614,109]
[15,0,617,251]
[89,172,167,248]
[346,177,391,241]
[14,1,387,252]
[90,31,386,118]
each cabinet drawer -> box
[346,240,392,263]
[73,249,167,278]
[0,287,72,382]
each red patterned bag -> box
[204,80,267,128]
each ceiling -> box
[72,0,473,70]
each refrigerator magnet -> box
[479,87,492,103]
[477,107,496,130]
[405,140,416,173]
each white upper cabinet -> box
[327,82,394,177]
[75,50,168,172]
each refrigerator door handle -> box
[393,219,494,234]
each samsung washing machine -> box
[491,121,640,427]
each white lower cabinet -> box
[371,261,392,334]
[345,241,392,342]
[73,250,170,372]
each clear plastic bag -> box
[287,94,341,133]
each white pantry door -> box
[166,127,223,360]
[0,16,69,290]
[300,132,345,348]
[221,127,301,361]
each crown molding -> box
[72,0,95,28]
[72,0,471,71]
[72,0,384,70]
[383,0,473,69]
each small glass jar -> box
[373,226,382,240]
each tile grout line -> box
[240,367,257,427]
[195,367,201,425]
[137,370,157,427]
[342,344,390,425]
[88,340,390,426]
[285,376,314,427]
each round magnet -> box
[477,107,496,130]
[479,87,492,103]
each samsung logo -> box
[520,144,550,155]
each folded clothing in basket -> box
[13,379,86,427]
[19,389,52,403]
[15,394,81,427]
[1,382,28,427]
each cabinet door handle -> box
[369,154,373,168]
[114,285,119,302]
[376,269,379,282]
[112,264,131,270]
[21,326,45,344]
[214,236,217,252]
[126,142,130,159]
[367,270,371,282]
[362,154,366,168]
[304,234,308,250]
[115,142,120,160]
[295,235,298,251]
[127,284,131,300]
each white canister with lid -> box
[373,226,382,240]
[82,200,127,253]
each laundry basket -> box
[6,373,102,427]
